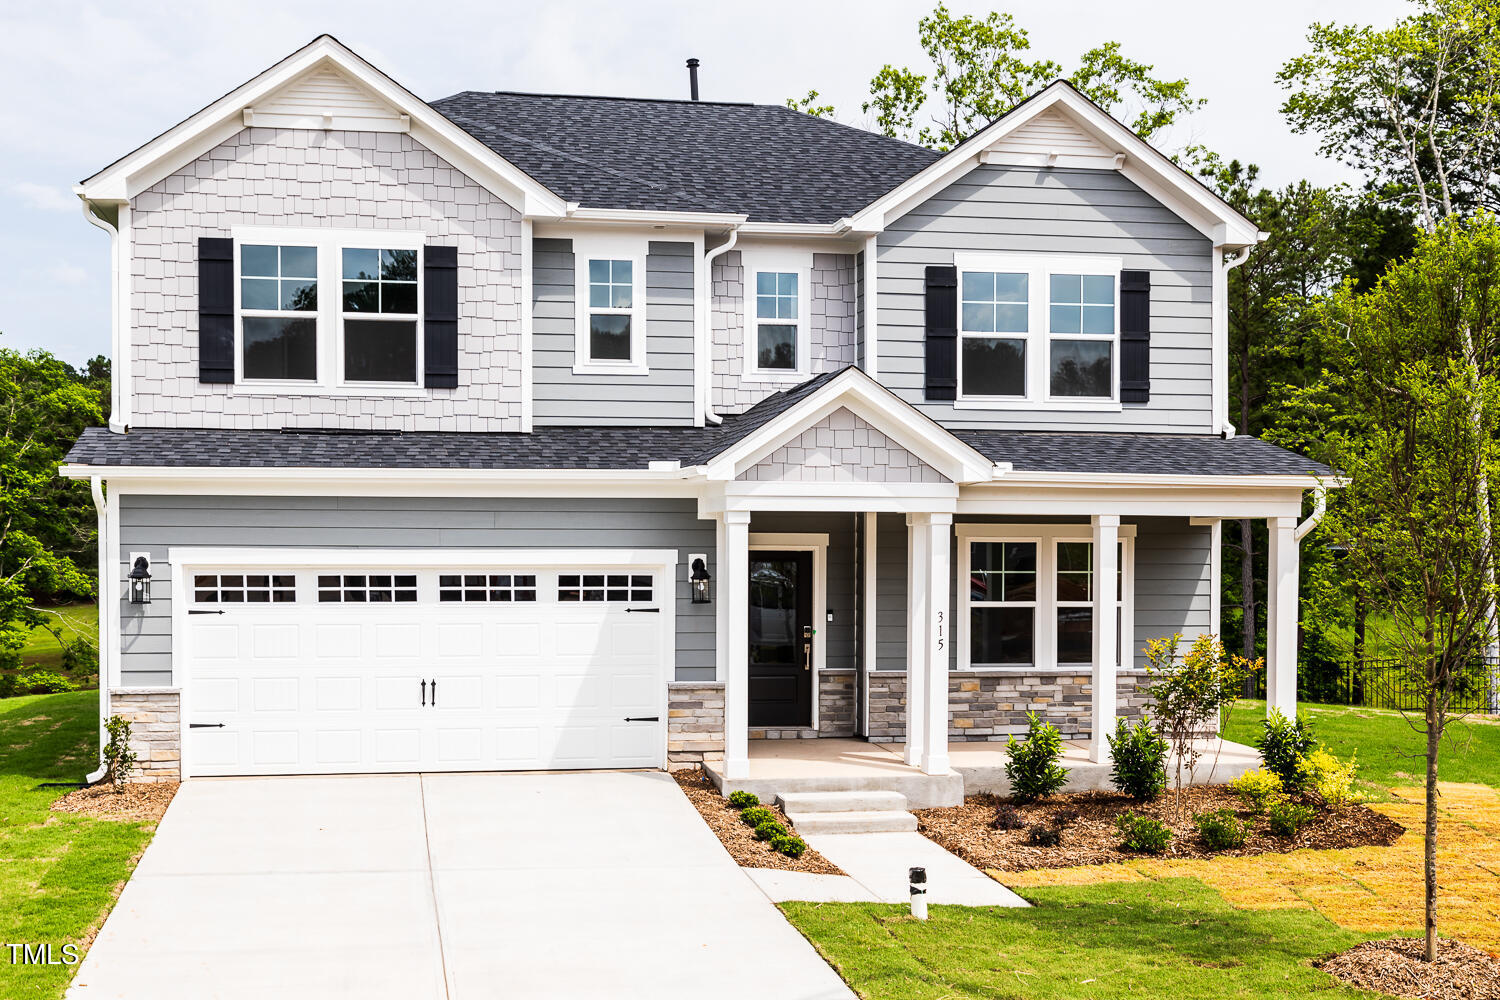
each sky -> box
[0,0,1411,366]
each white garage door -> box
[180,560,669,777]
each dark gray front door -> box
[748,551,813,727]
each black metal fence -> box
[1310,657,1500,713]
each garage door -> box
[180,560,669,777]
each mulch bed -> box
[52,782,178,824]
[915,785,1405,872]
[672,768,843,875]
[1319,937,1500,1000]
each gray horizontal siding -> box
[876,165,1215,432]
[116,494,716,687]
[875,512,909,671]
[532,238,696,425]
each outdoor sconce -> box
[128,555,152,605]
[689,554,712,605]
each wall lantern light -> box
[688,554,712,605]
[128,555,152,605]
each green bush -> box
[1115,812,1172,854]
[15,670,76,694]
[754,819,787,841]
[727,790,759,809]
[1024,823,1062,847]
[0,674,16,699]
[103,714,138,790]
[1107,716,1169,801]
[1005,712,1069,803]
[991,803,1025,830]
[740,806,775,828]
[1229,768,1285,813]
[771,833,807,858]
[1257,710,1317,791]
[1298,748,1360,806]
[1193,808,1249,850]
[61,638,99,676]
[1268,799,1316,837]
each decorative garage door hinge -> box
[623,716,659,722]
[188,609,225,615]
[188,723,225,728]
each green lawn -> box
[16,603,98,673]
[1222,699,1500,797]
[782,879,1379,999]
[0,690,157,999]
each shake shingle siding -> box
[877,165,1215,432]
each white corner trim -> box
[520,218,535,431]
[863,235,878,381]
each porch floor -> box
[703,737,1262,807]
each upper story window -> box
[573,238,646,375]
[742,252,811,379]
[234,227,424,391]
[954,252,1121,410]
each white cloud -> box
[46,263,88,286]
[9,181,76,213]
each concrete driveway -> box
[67,771,853,1000]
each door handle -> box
[804,642,812,671]
[421,679,426,706]
[430,678,437,706]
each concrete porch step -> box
[776,790,909,814]
[782,809,918,835]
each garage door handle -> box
[430,679,437,706]
[624,716,659,722]
[420,679,426,706]
[625,607,659,613]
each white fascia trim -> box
[79,36,567,218]
[564,206,747,228]
[703,368,995,484]
[994,470,1328,489]
[168,546,679,571]
[847,84,1259,246]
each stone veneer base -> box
[667,681,725,771]
[108,688,182,782]
[867,670,1151,743]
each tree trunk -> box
[1240,517,1257,696]
[1424,683,1440,963]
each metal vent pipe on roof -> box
[686,58,700,101]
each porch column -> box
[721,511,752,779]
[1089,515,1120,763]
[903,515,928,768]
[916,513,952,775]
[1266,515,1299,719]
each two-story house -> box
[63,36,1324,798]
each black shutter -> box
[198,237,234,383]
[424,245,459,388]
[924,265,958,400]
[1119,269,1151,404]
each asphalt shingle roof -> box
[950,431,1331,478]
[429,92,940,224]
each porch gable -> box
[737,407,950,485]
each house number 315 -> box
[935,609,944,651]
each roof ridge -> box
[450,89,758,109]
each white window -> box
[958,524,1134,670]
[574,238,647,374]
[742,252,811,378]
[234,227,425,391]
[954,253,1122,409]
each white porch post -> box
[918,513,952,775]
[1266,515,1299,719]
[721,511,752,779]
[1090,515,1120,763]
[903,515,928,768]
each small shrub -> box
[740,806,775,829]
[727,790,759,809]
[1298,748,1359,806]
[15,671,76,694]
[1115,812,1172,855]
[1193,808,1249,850]
[1107,716,1169,802]
[1257,710,1317,791]
[771,833,807,858]
[1004,712,1069,803]
[990,803,1025,830]
[754,819,787,841]
[1024,823,1062,847]
[1050,806,1082,828]
[1229,768,1285,813]
[1268,799,1316,837]
[0,674,16,699]
[102,714,138,791]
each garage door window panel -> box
[558,573,653,602]
[193,573,296,604]
[439,573,538,602]
[318,573,418,603]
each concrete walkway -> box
[67,772,853,1000]
[802,832,1030,907]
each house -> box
[62,36,1323,797]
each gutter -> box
[79,198,126,433]
[85,477,109,785]
[700,227,740,426]
[1218,246,1254,439]
[1294,484,1327,541]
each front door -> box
[748,551,813,727]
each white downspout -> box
[80,200,126,433]
[1218,246,1253,439]
[86,477,109,785]
[701,227,740,426]
[1294,485,1327,542]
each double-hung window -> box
[742,252,811,378]
[954,253,1121,408]
[574,239,646,373]
[959,524,1134,670]
[234,228,424,389]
